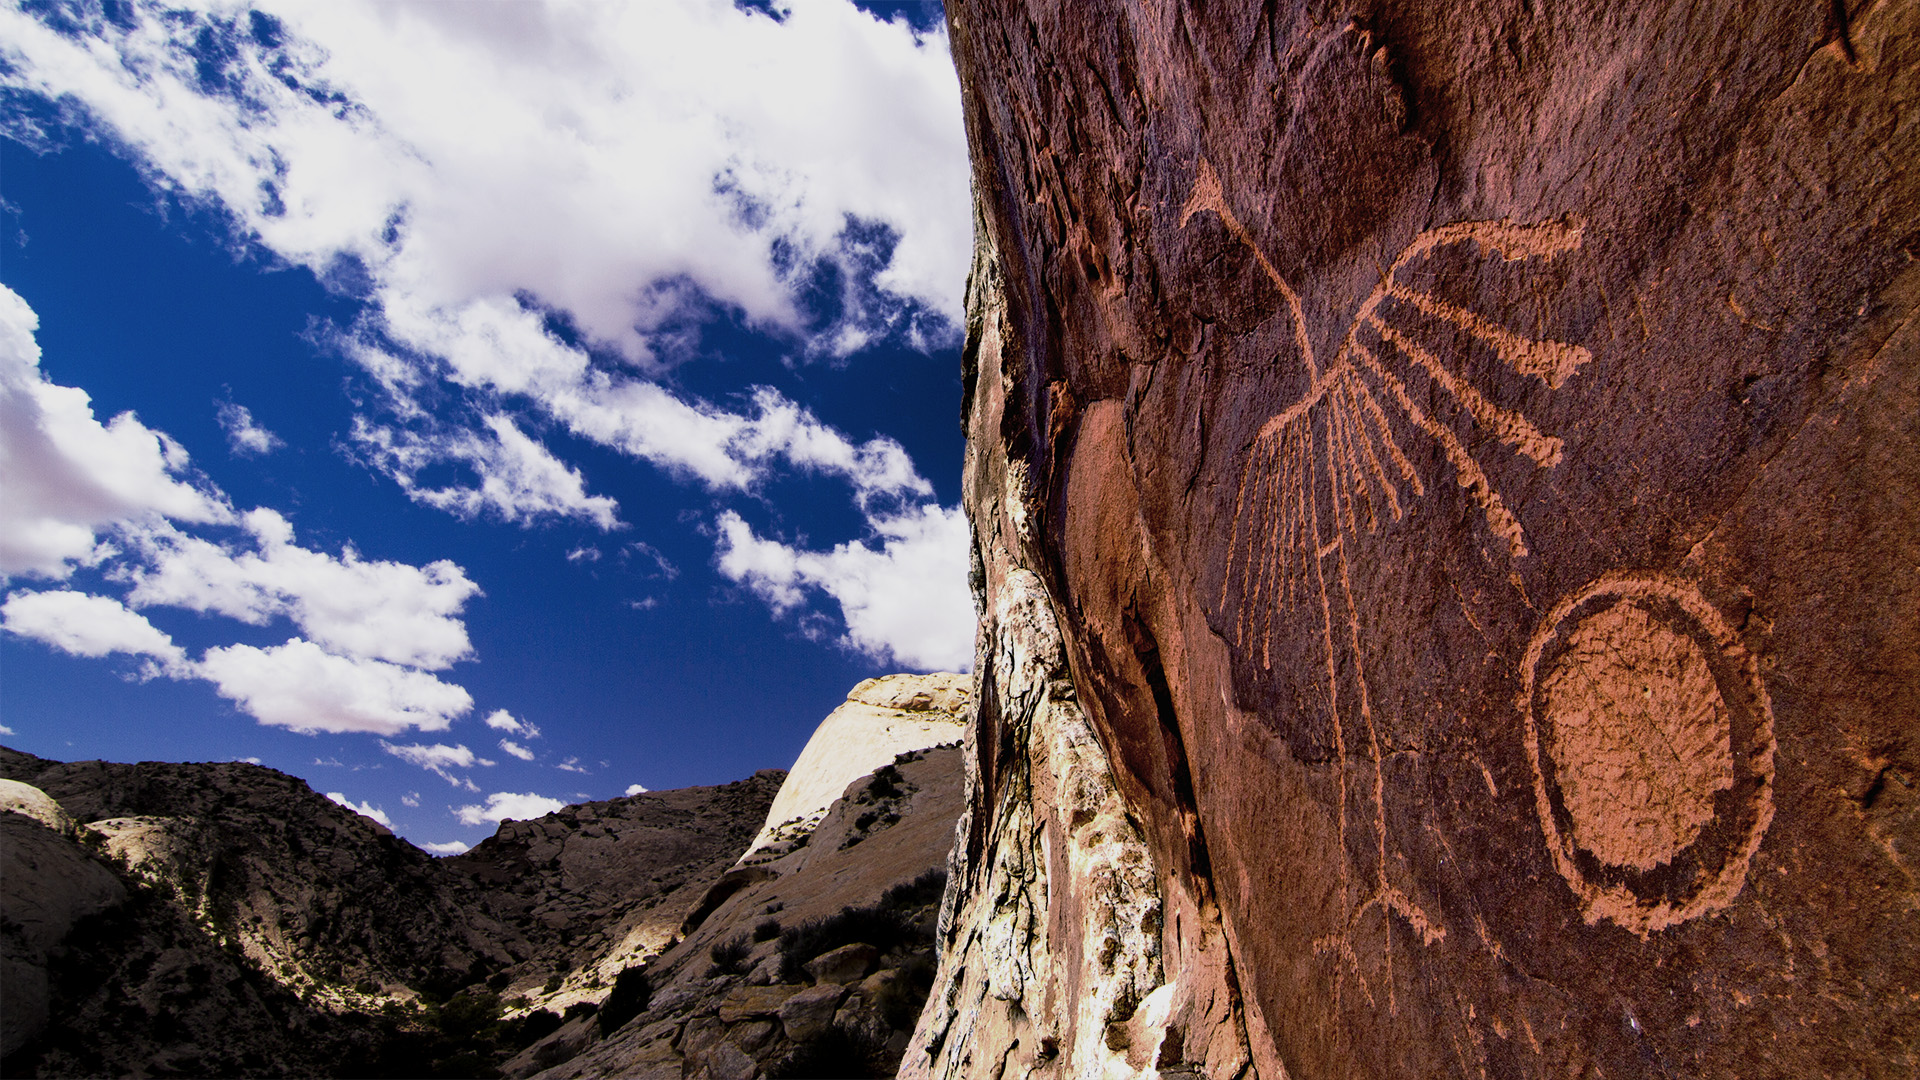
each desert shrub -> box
[542,973,564,994]
[778,905,916,983]
[767,1024,883,1079]
[435,989,503,1039]
[753,918,783,942]
[708,934,753,976]
[485,970,511,992]
[515,1008,563,1046]
[880,869,947,912]
[596,966,650,1034]
[867,765,902,801]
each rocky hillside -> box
[518,740,965,1080]
[444,770,788,1013]
[923,0,1917,1077]
[0,672,970,1079]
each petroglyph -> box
[1539,603,1733,871]
[1521,574,1776,937]
[1186,157,1594,1009]
[1197,157,1590,671]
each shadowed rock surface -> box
[0,746,784,1077]
[522,710,968,1079]
[920,0,1919,1076]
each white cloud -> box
[325,791,391,828]
[0,0,966,537]
[354,413,620,531]
[565,546,600,563]
[1,589,188,673]
[125,510,479,670]
[420,839,470,856]
[401,792,420,807]
[0,286,230,579]
[0,0,966,344]
[499,740,535,762]
[382,740,480,785]
[455,790,567,826]
[555,756,588,774]
[482,709,539,739]
[0,724,16,736]
[624,783,648,797]
[198,638,473,734]
[716,503,974,671]
[216,401,283,457]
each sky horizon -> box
[0,0,973,854]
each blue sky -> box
[0,0,971,853]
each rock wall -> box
[932,0,1919,1076]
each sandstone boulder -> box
[804,941,877,985]
[777,983,848,1043]
[0,779,73,835]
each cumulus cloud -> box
[498,740,535,762]
[455,790,567,826]
[216,401,283,457]
[325,791,391,827]
[198,639,473,734]
[624,783,649,797]
[420,839,470,856]
[716,503,974,671]
[483,709,539,739]
[382,741,483,785]
[0,286,230,578]
[1,1,967,535]
[124,510,480,670]
[1,589,187,674]
[353,413,620,530]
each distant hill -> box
[0,671,969,1079]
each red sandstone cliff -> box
[914,1,1919,1076]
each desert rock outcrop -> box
[926,0,1919,1076]
[739,673,968,866]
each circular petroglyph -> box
[1521,573,1774,937]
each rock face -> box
[532,743,965,1080]
[739,673,968,865]
[929,1,1919,1077]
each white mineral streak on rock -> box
[736,672,968,867]
[901,218,1245,1080]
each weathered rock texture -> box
[739,673,968,865]
[929,0,1918,1076]
[528,745,964,1080]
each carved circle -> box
[1520,573,1774,937]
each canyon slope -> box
[0,672,971,1079]
[917,0,1919,1077]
